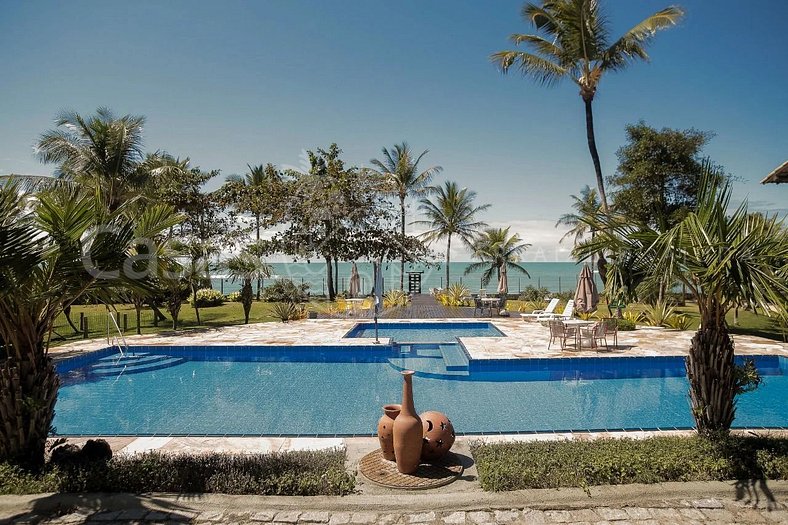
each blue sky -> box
[1,0,786,260]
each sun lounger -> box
[520,298,559,321]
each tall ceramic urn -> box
[392,370,422,474]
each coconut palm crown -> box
[465,227,531,287]
[370,143,442,290]
[491,1,684,211]
[414,181,489,287]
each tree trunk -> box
[334,259,339,295]
[241,279,253,324]
[400,196,406,291]
[583,96,609,212]
[445,234,451,287]
[63,305,80,334]
[256,215,262,301]
[325,256,335,301]
[192,286,201,325]
[135,304,142,335]
[0,344,59,469]
[685,310,736,436]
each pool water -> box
[54,346,788,436]
[344,322,504,342]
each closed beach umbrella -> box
[497,263,508,295]
[574,264,599,313]
[349,262,360,298]
[373,259,384,316]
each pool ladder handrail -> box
[106,311,128,359]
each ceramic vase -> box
[377,404,401,461]
[420,410,456,462]
[392,370,423,474]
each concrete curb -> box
[1,480,786,517]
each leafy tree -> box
[224,251,272,324]
[491,1,683,212]
[370,143,442,290]
[36,108,147,211]
[576,165,788,436]
[0,182,173,467]
[414,181,489,286]
[611,121,718,228]
[465,227,531,287]
[273,144,417,300]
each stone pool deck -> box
[52,317,788,361]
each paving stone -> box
[700,508,735,521]
[594,508,628,521]
[167,510,199,522]
[763,509,788,523]
[348,513,378,524]
[250,511,276,522]
[442,511,466,524]
[677,508,705,521]
[493,509,520,523]
[50,514,89,525]
[300,512,330,523]
[590,521,611,525]
[408,512,436,523]
[646,508,682,521]
[629,520,658,525]
[117,510,150,521]
[146,511,170,521]
[623,508,652,521]
[691,498,723,509]
[520,509,547,523]
[568,509,599,522]
[732,508,768,523]
[327,512,351,525]
[89,511,122,522]
[376,514,401,525]
[272,512,301,524]
[466,511,492,524]
[543,510,572,523]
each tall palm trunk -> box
[241,278,253,324]
[686,308,736,436]
[0,326,59,469]
[399,196,406,291]
[255,214,262,301]
[582,96,608,213]
[445,234,452,287]
[325,256,335,301]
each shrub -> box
[225,291,242,302]
[665,313,694,331]
[270,302,307,322]
[518,286,550,302]
[383,290,409,308]
[622,310,645,324]
[262,279,309,303]
[519,300,547,313]
[436,283,470,307]
[577,310,597,321]
[642,300,675,327]
[1,449,354,496]
[614,318,636,331]
[471,435,788,492]
[192,288,224,308]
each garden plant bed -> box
[471,435,788,492]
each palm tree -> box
[491,1,684,212]
[576,166,788,436]
[556,185,604,272]
[414,181,489,286]
[465,227,531,288]
[0,182,175,468]
[370,143,443,290]
[224,251,273,324]
[224,164,283,242]
[36,108,147,211]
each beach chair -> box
[520,298,559,321]
[551,300,575,321]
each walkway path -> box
[4,486,787,524]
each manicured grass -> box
[471,435,788,492]
[0,449,354,495]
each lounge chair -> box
[547,320,577,350]
[520,298,559,321]
[550,300,575,321]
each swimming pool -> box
[344,321,504,342]
[54,345,788,436]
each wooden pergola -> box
[761,161,788,184]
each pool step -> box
[91,354,186,376]
[440,345,469,371]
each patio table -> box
[561,319,595,349]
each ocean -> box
[212,261,601,296]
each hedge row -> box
[0,448,354,496]
[471,435,788,492]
